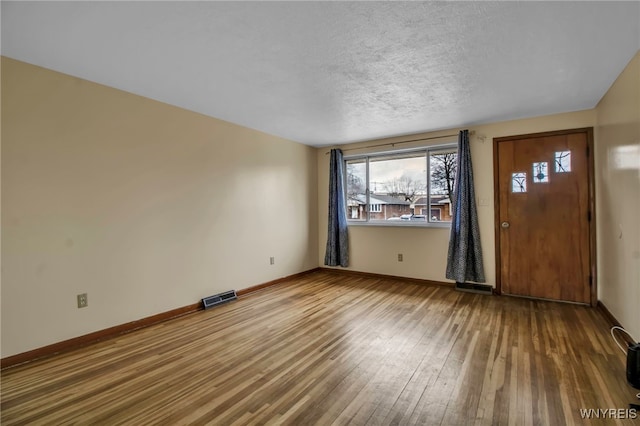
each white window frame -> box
[344,144,457,228]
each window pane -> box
[532,162,549,183]
[555,151,571,172]
[343,146,457,226]
[512,172,527,193]
[345,159,366,220]
[369,153,425,221]
[429,149,457,222]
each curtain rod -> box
[325,130,475,154]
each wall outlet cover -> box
[77,293,88,308]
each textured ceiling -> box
[2,1,639,147]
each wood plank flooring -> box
[2,271,637,425]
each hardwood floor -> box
[1,271,637,425]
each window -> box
[555,151,571,172]
[532,162,549,183]
[512,172,527,193]
[344,145,457,225]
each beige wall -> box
[0,57,3,358]
[1,58,318,358]
[318,110,596,285]
[595,51,640,341]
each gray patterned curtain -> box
[446,130,486,283]
[324,149,349,267]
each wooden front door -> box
[494,128,595,305]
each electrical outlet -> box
[270,257,275,265]
[77,293,88,308]
[398,253,403,262]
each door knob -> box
[501,221,510,229]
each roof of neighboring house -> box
[370,194,411,205]
[348,194,411,206]
[414,195,451,205]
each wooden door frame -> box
[493,127,597,306]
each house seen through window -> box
[345,145,458,225]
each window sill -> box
[347,221,451,229]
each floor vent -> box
[202,290,237,309]
[455,282,493,295]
